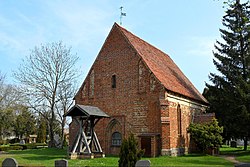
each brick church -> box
[69,23,210,157]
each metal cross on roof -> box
[120,6,126,25]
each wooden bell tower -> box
[65,104,109,159]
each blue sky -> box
[0,0,233,92]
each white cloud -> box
[0,32,26,58]
[0,0,116,62]
[42,1,114,49]
[187,36,216,57]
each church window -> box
[138,60,146,93]
[112,75,116,88]
[150,74,156,91]
[177,104,182,135]
[90,70,94,97]
[111,132,122,146]
[82,84,87,97]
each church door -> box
[141,137,151,157]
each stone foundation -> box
[161,147,188,156]
[68,152,105,159]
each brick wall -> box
[194,113,215,124]
[69,24,209,157]
[72,25,163,155]
[161,92,207,156]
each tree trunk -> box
[49,98,56,148]
[60,116,66,149]
[0,127,3,141]
[48,111,56,148]
[60,132,65,149]
[243,137,248,151]
[49,121,55,147]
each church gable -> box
[71,23,210,157]
[75,23,161,102]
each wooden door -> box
[141,137,151,157]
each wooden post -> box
[66,105,109,159]
[93,131,102,152]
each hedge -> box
[0,145,23,151]
[0,143,47,151]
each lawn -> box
[220,145,250,163]
[0,148,233,167]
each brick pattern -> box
[118,23,208,104]
[68,119,78,151]
[73,24,163,155]
[194,113,215,124]
[70,23,209,156]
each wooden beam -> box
[93,132,102,152]
[82,131,91,153]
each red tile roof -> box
[115,23,208,104]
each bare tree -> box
[0,72,6,106]
[14,41,79,147]
[56,81,77,148]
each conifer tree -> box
[37,115,47,143]
[118,134,144,167]
[205,0,250,150]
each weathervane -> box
[120,6,126,25]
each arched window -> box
[150,74,156,91]
[177,104,182,135]
[82,84,87,98]
[89,70,94,97]
[138,60,146,93]
[112,75,116,88]
[112,132,122,146]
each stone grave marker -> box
[231,141,237,148]
[135,160,151,167]
[2,158,18,167]
[55,159,68,167]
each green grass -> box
[0,148,66,166]
[145,154,232,166]
[220,145,250,163]
[0,148,233,167]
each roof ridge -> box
[115,23,172,60]
[113,23,140,56]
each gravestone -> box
[230,141,237,148]
[55,159,68,167]
[135,160,151,167]
[20,139,25,144]
[54,134,61,148]
[2,158,18,167]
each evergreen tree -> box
[205,0,250,150]
[37,115,47,143]
[118,134,144,167]
[13,106,36,139]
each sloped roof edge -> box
[64,104,110,118]
[114,23,208,105]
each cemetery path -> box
[219,155,240,164]
[219,155,250,167]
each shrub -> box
[0,145,23,151]
[9,138,20,144]
[187,118,223,153]
[118,134,144,167]
[0,139,9,145]
[10,146,23,150]
[9,143,48,150]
